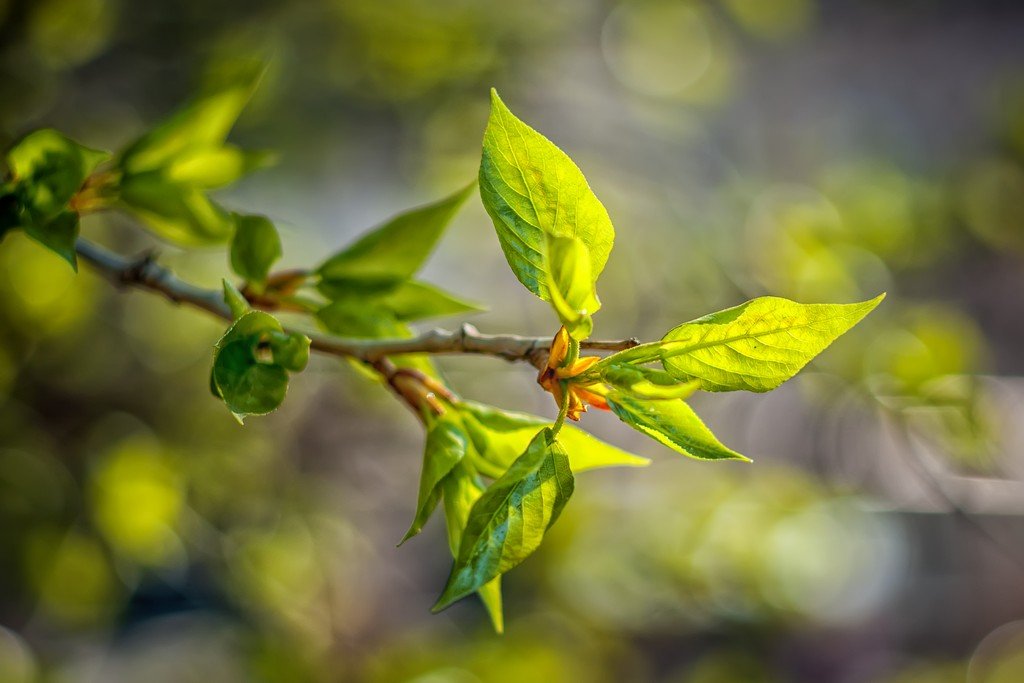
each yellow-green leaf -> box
[659,294,885,392]
[479,89,614,317]
[546,236,600,340]
[607,393,749,462]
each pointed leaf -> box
[658,295,885,392]
[376,281,485,321]
[441,463,504,633]
[119,66,263,174]
[479,89,614,308]
[230,214,282,283]
[607,393,749,461]
[401,416,468,544]
[23,211,79,270]
[433,428,573,612]
[317,182,474,287]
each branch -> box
[75,239,639,368]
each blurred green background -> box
[3,0,1024,681]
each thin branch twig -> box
[75,239,640,369]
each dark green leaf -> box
[22,211,79,270]
[211,311,308,420]
[606,392,749,461]
[230,214,282,283]
[317,182,474,288]
[441,463,504,633]
[433,428,574,612]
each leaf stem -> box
[552,381,570,437]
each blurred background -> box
[2,0,1024,681]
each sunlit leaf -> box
[118,66,263,174]
[166,146,274,189]
[230,214,282,284]
[7,129,108,218]
[479,89,614,311]
[457,400,649,474]
[118,173,234,245]
[607,392,749,461]
[658,295,885,392]
[545,235,600,340]
[596,364,701,400]
[317,182,474,288]
[433,428,573,612]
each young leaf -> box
[479,89,614,309]
[166,146,274,189]
[606,393,749,462]
[441,463,504,633]
[659,295,885,392]
[401,415,469,544]
[222,279,250,320]
[22,212,80,270]
[316,299,403,339]
[374,281,485,322]
[317,182,474,288]
[118,66,263,174]
[597,364,701,400]
[7,129,109,219]
[230,214,282,284]
[433,428,573,613]
[545,236,600,340]
[118,174,234,245]
[457,400,649,473]
[211,311,309,420]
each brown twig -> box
[75,238,640,370]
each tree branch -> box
[75,239,640,368]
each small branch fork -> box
[75,238,639,375]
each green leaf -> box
[441,463,504,633]
[118,173,234,245]
[210,311,309,420]
[433,428,573,613]
[401,415,468,544]
[317,182,474,288]
[606,392,749,461]
[23,211,79,270]
[545,236,600,340]
[457,400,649,474]
[316,299,402,339]
[479,89,614,308]
[7,129,108,220]
[596,364,701,401]
[166,146,274,189]
[118,66,263,175]
[658,294,886,392]
[230,214,282,284]
[222,279,250,320]
[376,281,484,321]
